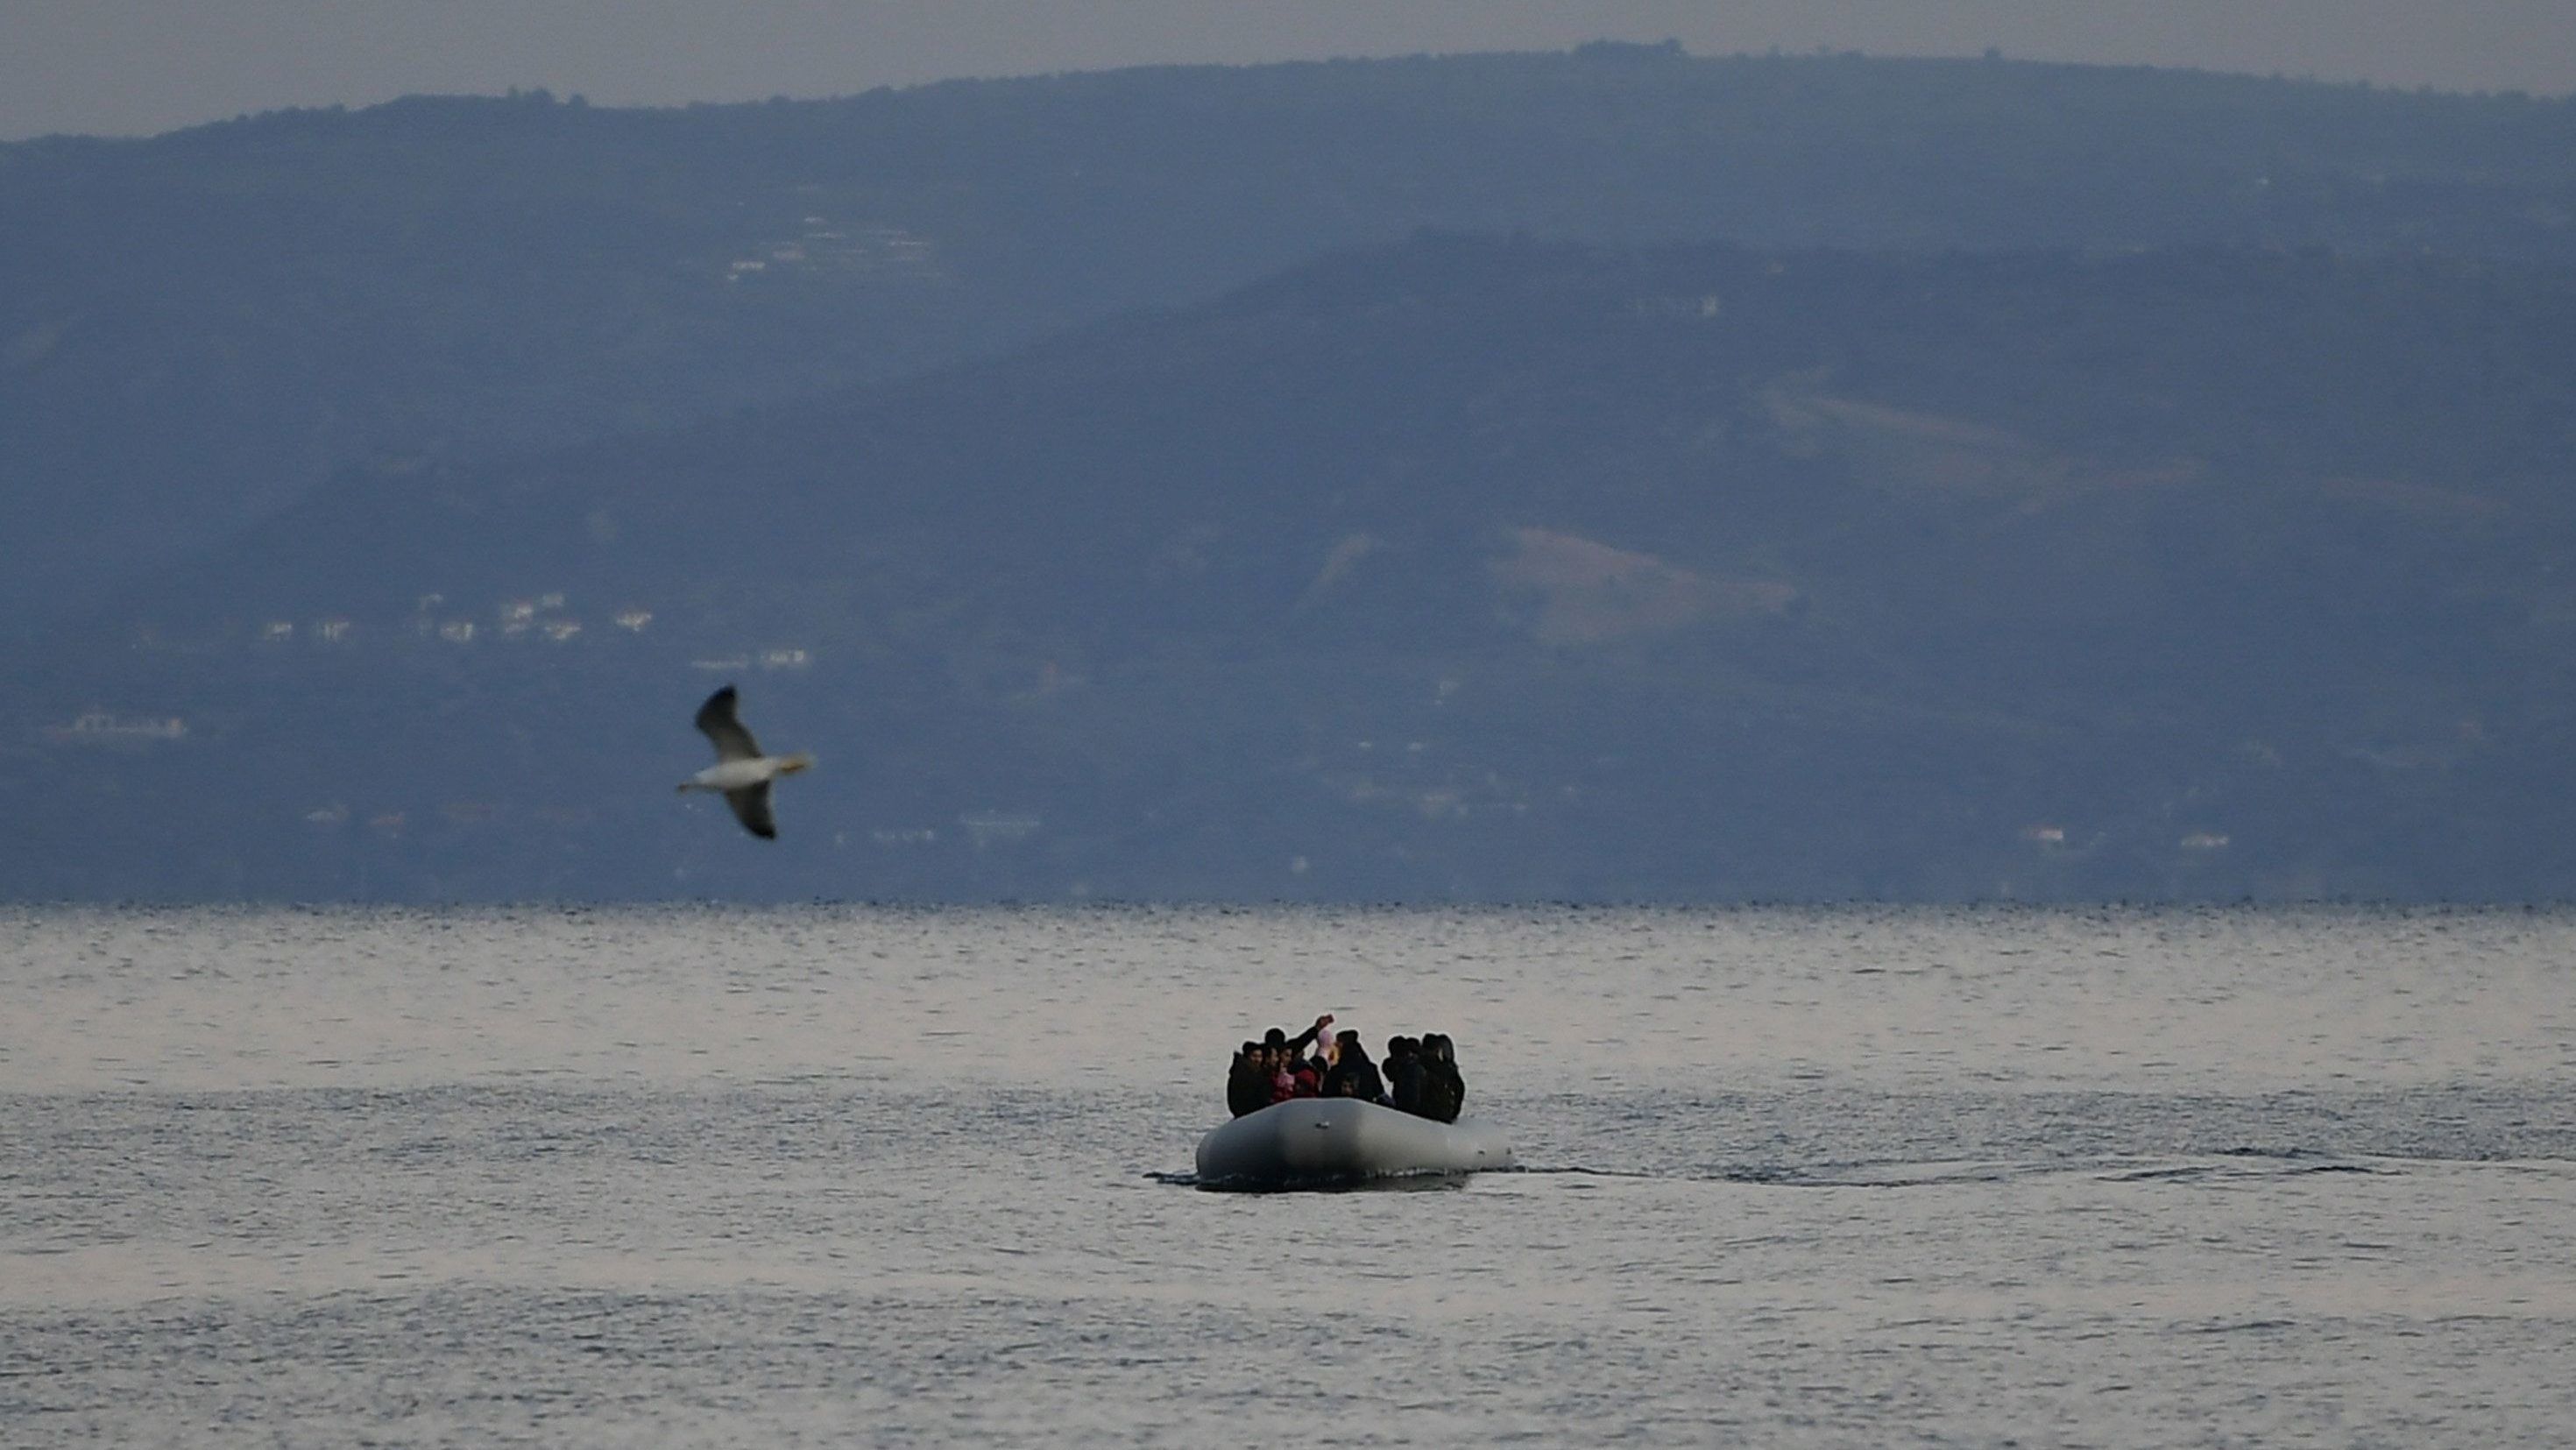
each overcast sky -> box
[7,0,2573,142]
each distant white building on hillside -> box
[50,711,188,744]
[959,812,1040,848]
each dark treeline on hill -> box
[17,234,2576,902]
[7,46,2576,620]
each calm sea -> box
[4,905,2573,1446]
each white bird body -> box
[684,757,803,793]
[678,685,814,839]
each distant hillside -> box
[8,46,2576,618]
[18,236,2576,901]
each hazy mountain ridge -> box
[8,46,2576,617]
[19,235,2576,901]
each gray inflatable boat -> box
[1194,1098,1514,1188]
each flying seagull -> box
[677,685,815,839]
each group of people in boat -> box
[1225,1013,1467,1122]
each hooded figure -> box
[1320,1029,1385,1103]
[1227,1042,1270,1118]
[1384,1036,1427,1115]
[1419,1033,1466,1123]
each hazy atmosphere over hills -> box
[13,0,2575,139]
[8,47,2576,901]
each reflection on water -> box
[4,906,2573,1446]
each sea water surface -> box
[4,905,2573,1446]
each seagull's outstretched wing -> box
[725,782,778,839]
[695,685,763,762]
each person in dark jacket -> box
[1249,1014,1333,1107]
[1263,1014,1334,1061]
[1384,1036,1426,1115]
[1226,1042,1269,1117]
[1319,1029,1385,1103]
[1418,1033,1465,1123]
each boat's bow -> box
[1194,1098,1512,1187]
